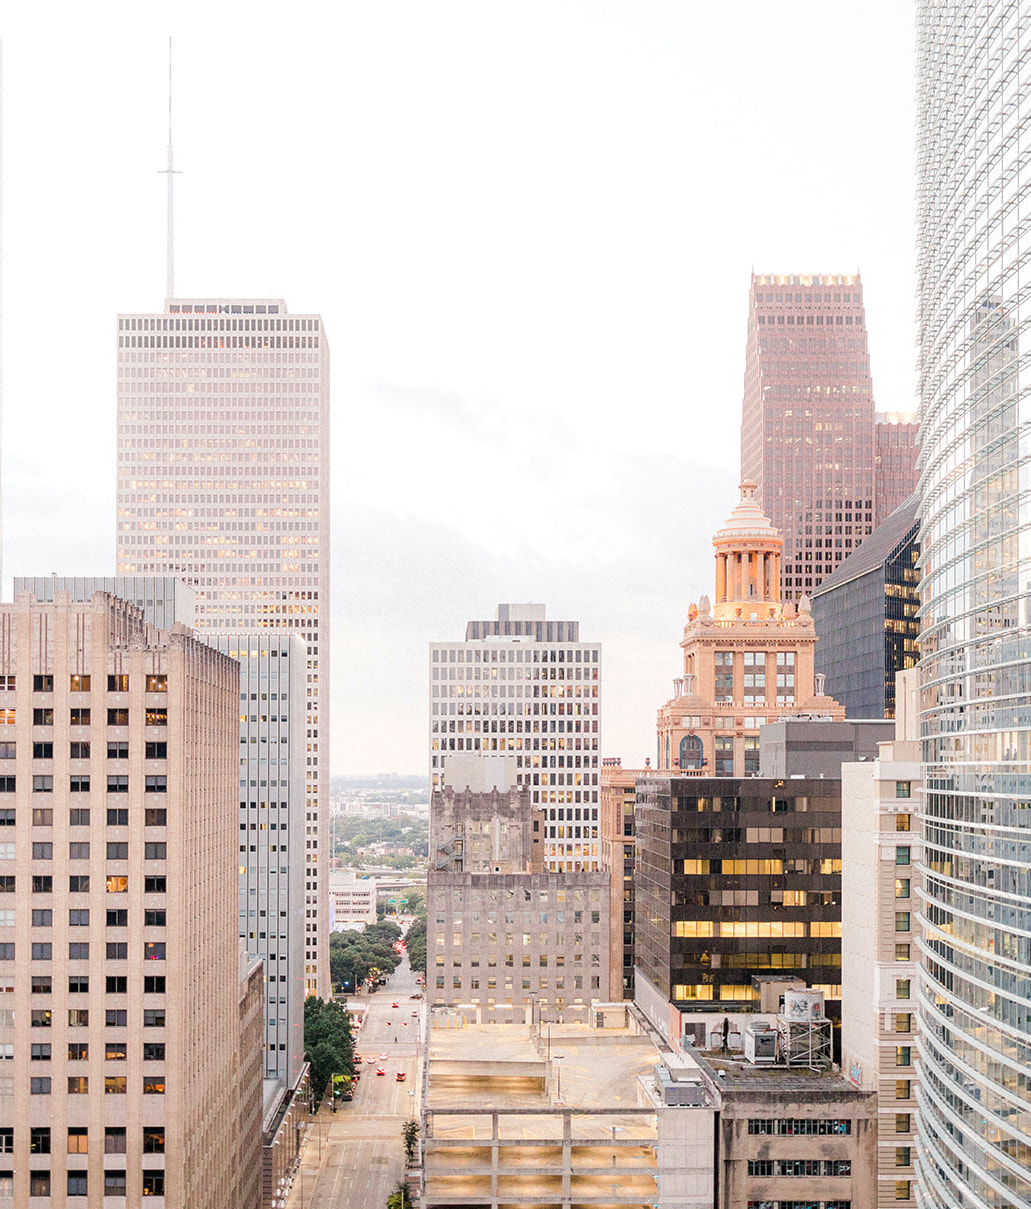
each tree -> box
[329,920,405,991]
[402,1120,419,1164]
[405,916,427,975]
[303,996,353,1102]
[387,1184,411,1209]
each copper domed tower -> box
[656,483,842,775]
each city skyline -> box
[0,4,918,774]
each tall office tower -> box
[14,579,308,1087]
[430,604,602,873]
[116,298,330,996]
[811,493,921,720]
[0,591,256,1208]
[916,8,1031,1208]
[741,272,879,601]
[874,412,921,522]
[211,634,307,1085]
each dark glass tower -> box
[811,493,920,719]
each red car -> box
[391,1002,399,1008]
[375,1067,386,1076]
[395,1072,406,1082]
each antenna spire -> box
[158,38,182,300]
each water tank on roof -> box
[782,989,825,1021]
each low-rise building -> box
[429,784,609,1022]
[841,671,922,1208]
[328,869,377,927]
[417,1011,876,1209]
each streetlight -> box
[553,1054,565,1103]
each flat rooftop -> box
[697,1050,868,1098]
[426,1021,661,1124]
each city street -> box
[286,932,423,1209]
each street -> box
[286,929,423,1209]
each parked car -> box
[376,1067,386,1076]
[396,1072,406,1082]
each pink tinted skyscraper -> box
[741,272,914,601]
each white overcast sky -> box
[0,1,917,775]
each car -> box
[354,1055,363,1064]
[378,1053,388,1060]
[375,1067,386,1076]
[411,1010,419,1017]
[391,1002,399,1008]
[395,1072,406,1082]
[409,993,422,1000]
[366,1056,377,1064]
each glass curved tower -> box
[916,5,1031,1207]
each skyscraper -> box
[915,6,1031,1207]
[874,411,921,522]
[655,482,844,777]
[115,298,330,995]
[430,604,601,872]
[741,273,918,602]
[14,580,309,1087]
[0,591,257,1208]
[741,273,875,601]
[811,493,921,720]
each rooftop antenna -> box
[157,38,181,300]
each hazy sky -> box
[1,2,917,774]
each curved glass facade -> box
[916,6,1031,1208]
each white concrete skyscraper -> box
[116,298,330,995]
[430,604,602,872]
[916,6,1031,1207]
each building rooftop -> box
[694,1050,866,1097]
[425,1019,661,1121]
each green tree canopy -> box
[329,920,404,992]
[405,916,427,975]
[304,996,353,1102]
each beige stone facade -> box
[429,787,609,1022]
[116,298,330,997]
[656,482,843,777]
[0,591,254,1207]
[599,762,640,1001]
[842,670,922,1208]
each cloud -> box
[331,453,737,773]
